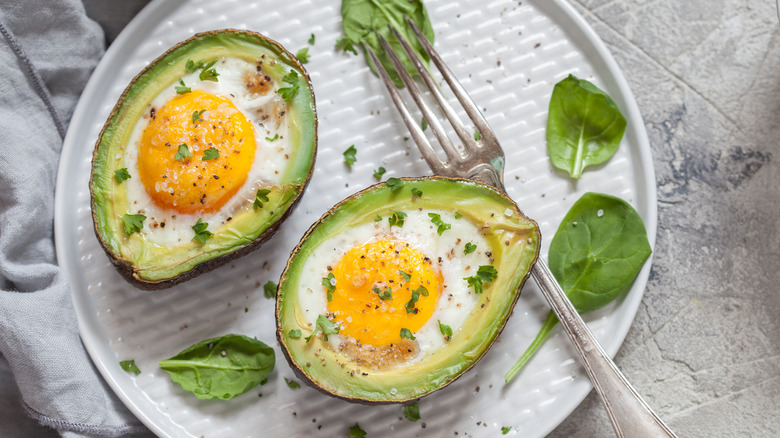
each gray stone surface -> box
[550,0,780,436]
[3,0,778,437]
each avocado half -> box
[276,177,540,403]
[89,30,316,289]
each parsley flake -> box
[386,177,404,192]
[284,377,301,389]
[263,280,277,299]
[121,214,145,235]
[343,145,357,166]
[502,426,512,434]
[403,402,421,421]
[474,130,482,141]
[305,314,340,343]
[115,168,131,183]
[296,47,310,64]
[411,187,423,198]
[373,286,393,300]
[288,329,302,339]
[322,272,336,301]
[464,242,477,254]
[428,212,451,235]
[265,133,279,142]
[119,359,141,375]
[464,265,498,294]
[398,270,411,283]
[175,79,191,94]
[174,143,192,161]
[373,166,386,180]
[191,218,213,243]
[201,147,219,161]
[400,328,416,340]
[278,70,300,101]
[405,285,429,314]
[374,214,382,222]
[455,212,463,219]
[308,33,316,45]
[198,59,219,81]
[335,36,358,55]
[438,320,453,338]
[348,424,367,438]
[191,109,205,124]
[421,117,428,131]
[388,210,407,228]
[185,58,203,73]
[254,189,271,210]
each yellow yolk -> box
[137,90,256,215]
[328,239,441,347]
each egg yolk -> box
[137,90,256,215]
[328,239,441,347]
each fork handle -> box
[531,260,677,438]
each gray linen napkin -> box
[0,1,151,436]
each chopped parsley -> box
[265,133,279,142]
[253,189,271,210]
[322,272,336,301]
[305,314,340,343]
[308,33,316,45]
[191,109,205,124]
[284,377,301,389]
[348,424,366,438]
[175,79,190,94]
[464,242,477,254]
[400,328,415,340]
[428,212,451,235]
[191,218,213,244]
[174,143,192,161]
[438,320,452,339]
[121,214,145,235]
[343,145,357,166]
[464,265,498,294]
[373,286,393,300]
[386,177,404,192]
[278,70,300,101]
[114,168,131,183]
[373,166,386,180]
[403,402,421,421]
[263,280,277,299]
[374,214,382,222]
[502,426,511,434]
[398,270,411,283]
[411,187,423,198]
[388,210,407,228]
[405,285,428,313]
[474,130,482,141]
[454,212,463,219]
[201,147,219,161]
[421,117,428,131]
[198,59,219,81]
[295,47,310,64]
[288,329,302,339]
[119,359,141,375]
[335,36,358,55]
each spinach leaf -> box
[505,192,650,382]
[159,334,275,400]
[546,75,626,179]
[337,0,434,88]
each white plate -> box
[54,0,656,437]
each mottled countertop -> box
[5,0,779,436]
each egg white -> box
[297,209,493,368]
[121,57,292,247]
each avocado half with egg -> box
[276,177,540,403]
[90,30,316,289]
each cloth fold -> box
[0,1,151,436]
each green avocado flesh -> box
[276,177,540,403]
[90,30,316,288]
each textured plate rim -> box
[53,0,657,437]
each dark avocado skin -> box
[275,176,540,404]
[89,30,317,290]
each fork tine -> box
[374,33,463,164]
[364,43,449,176]
[388,25,478,153]
[405,17,498,147]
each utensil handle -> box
[531,260,677,438]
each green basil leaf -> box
[546,75,626,178]
[159,334,275,400]
[338,0,434,88]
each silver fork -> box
[365,18,677,438]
